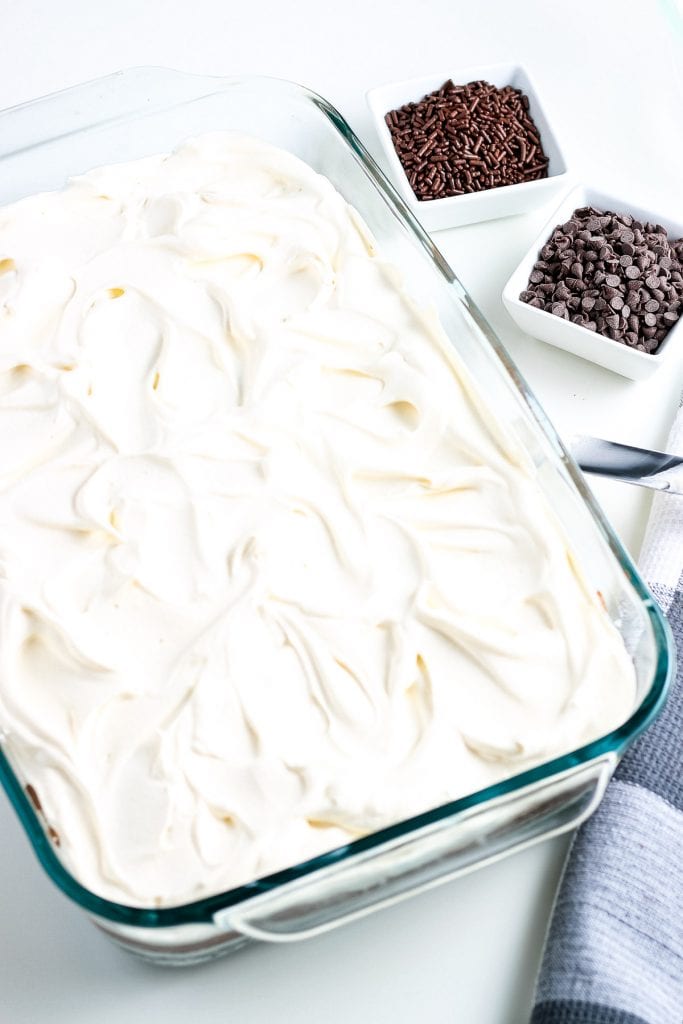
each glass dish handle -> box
[0,68,222,161]
[214,754,616,942]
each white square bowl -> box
[502,185,683,381]
[366,63,570,231]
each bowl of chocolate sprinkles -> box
[503,186,683,380]
[367,64,569,230]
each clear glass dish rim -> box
[0,67,673,929]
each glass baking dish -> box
[0,67,674,965]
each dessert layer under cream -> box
[0,133,635,907]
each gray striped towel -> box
[532,399,683,1024]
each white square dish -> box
[502,185,683,381]
[366,63,570,231]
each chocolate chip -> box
[519,203,683,353]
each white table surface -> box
[1,2,681,1021]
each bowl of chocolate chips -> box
[503,186,683,379]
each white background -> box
[0,1,681,1021]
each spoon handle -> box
[568,435,683,496]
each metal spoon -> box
[568,435,683,495]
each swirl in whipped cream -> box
[0,133,635,907]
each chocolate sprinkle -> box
[26,783,42,812]
[385,79,549,202]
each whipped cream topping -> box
[0,133,635,908]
